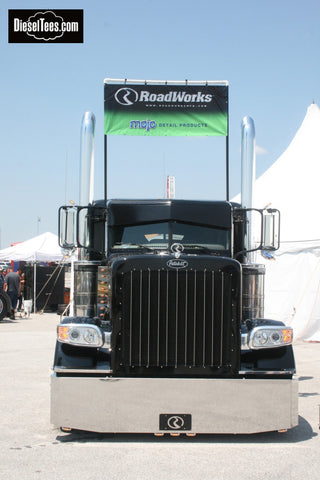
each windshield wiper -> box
[112,242,158,253]
[183,244,214,255]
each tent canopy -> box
[0,232,67,262]
[255,103,320,246]
[254,103,320,341]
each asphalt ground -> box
[0,312,319,480]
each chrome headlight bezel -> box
[57,323,104,348]
[248,325,293,350]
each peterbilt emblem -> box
[167,416,185,429]
[171,243,184,258]
[167,259,188,269]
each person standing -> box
[17,269,25,311]
[4,268,21,320]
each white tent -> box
[0,232,65,262]
[0,232,73,313]
[254,103,320,341]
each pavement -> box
[0,312,319,480]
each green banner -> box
[104,83,228,137]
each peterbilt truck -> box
[51,80,298,435]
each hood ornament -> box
[171,243,184,258]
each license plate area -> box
[159,414,192,431]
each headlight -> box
[57,323,104,347]
[248,326,293,349]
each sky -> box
[1,0,320,248]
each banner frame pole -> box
[226,134,229,202]
[104,134,107,205]
[225,86,229,201]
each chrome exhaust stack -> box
[241,116,265,320]
[78,111,96,261]
[241,116,256,262]
[79,111,96,206]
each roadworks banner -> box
[104,83,228,136]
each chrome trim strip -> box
[104,78,229,86]
[239,370,296,376]
[53,367,112,374]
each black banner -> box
[8,10,83,44]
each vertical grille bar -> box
[211,271,215,366]
[147,268,151,367]
[166,270,169,367]
[193,270,197,366]
[175,269,179,368]
[220,272,224,367]
[185,270,188,367]
[203,270,206,367]
[157,269,160,366]
[129,270,133,365]
[139,269,142,367]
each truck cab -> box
[51,197,297,434]
[51,81,297,435]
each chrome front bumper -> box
[51,374,298,434]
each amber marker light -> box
[282,329,293,343]
[58,326,69,341]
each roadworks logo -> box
[114,87,213,106]
[8,10,83,43]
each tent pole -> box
[33,263,36,313]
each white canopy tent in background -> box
[0,232,73,313]
[254,103,320,341]
[0,232,66,262]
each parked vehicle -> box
[51,80,297,435]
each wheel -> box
[0,291,11,320]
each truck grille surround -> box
[112,255,241,377]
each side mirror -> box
[262,209,280,251]
[234,207,280,259]
[58,206,77,248]
[77,207,91,248]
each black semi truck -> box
[51,81,298,435]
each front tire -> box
[0,291,12,320]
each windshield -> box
[109,221,230,254]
